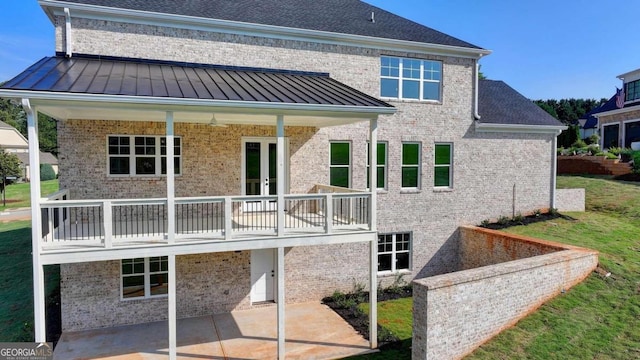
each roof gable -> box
[478,80,563,128]
[45,0,483,50]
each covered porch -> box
[53,302,372,360]
[0,55,395,359]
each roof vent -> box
[370,11,375,23]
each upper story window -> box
[380,56,442,101]
[367,142,387,190]
[330,142,351,188]
[434,143,453,188]
[402,142,421,189]
[625,79,640,102]
[108,135,181,176]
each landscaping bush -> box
[571,139,587,149]
[605,152,619,160]
[40,164,56,181]
[585,134,600,145]
[632,151,640,174]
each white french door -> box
[241,137,288,212]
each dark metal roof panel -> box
[477,80,564,127]
[48,0,483,50]
[1,56,393,109]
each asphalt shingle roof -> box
[478,80,563,127]
[1,56,393,109]
[48,0,482,49]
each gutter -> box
[475,122,567,134]
[0,89,397,116]
[64,7,72,57]
[473,61,482,120]
[39,0,491,59]
[592,103,640,118]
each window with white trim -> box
[121,257,168,299]
[367,142,387,189]
[330,142,351,188]
[380,56,442,101]
[402,142,421,189]
[434,143,452,188]
[108,135,181,176]
[625,79,640,102]
[378,233,411,273]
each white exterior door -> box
[241,137,288,212]
[251,249,275,303]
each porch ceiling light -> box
[208,114,227,127]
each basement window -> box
[121,257,168,299]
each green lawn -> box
[0,180,59,211]
[0,221,59,341]
[353,175,640,359]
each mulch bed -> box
[480,211,574,230]
[614,173,640,182]
[322,287,412,344]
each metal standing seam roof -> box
[44,0,484,50]
[478,80,564,127]
[0,56,393,109]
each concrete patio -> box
[53,302,373,359]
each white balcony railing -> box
[39,186,371,250]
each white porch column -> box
[23,99,46,342]
[276,115,285,237]
[368,118,378,349]
[166,112,175,243]
[168,254,177,360]
[277,246,286,359]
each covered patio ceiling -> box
[0,55,395,127]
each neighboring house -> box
[0,0,564,358]
[578,109,600,140]
[0,120,58,180]
[591,68,640,149]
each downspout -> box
[64,7,72,57]
[473,57,484,120]
[550,129,562,209]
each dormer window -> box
[625,79,640,102]
[380,56,442,102]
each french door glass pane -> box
[269,143,277,195]
[245,142,261,195]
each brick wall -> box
[54,16,559,328]
[412,226,598,360]
[557,156,631,176]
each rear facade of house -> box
[0,0,564,355]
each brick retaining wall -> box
[412,226,598,360]
[557,155,631,175]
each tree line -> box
[534,98,608,148]
[0,97,57,156]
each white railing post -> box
[166,111,176,244]
[369,118,378,349]
[225,197,233,240]
[276,115,285,237]
[103,201,113,248]
[325,193,333,234]
[47,207,54,242]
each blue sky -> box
[0,1,637,100]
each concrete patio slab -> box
[53,302,372,359]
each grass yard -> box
[0,221,59,342]
[352,175,640,359]
[0,180,59,211]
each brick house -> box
[0,0,564,358]
[587,68,640,149]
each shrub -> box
[586,134,600,145]
[607,147,624,156]
[605,152,619,160]
[587,144,600,154]
[632,151,640,174]
[572,139,588,149]
[480,219,490,227]
[39,163,56,181]
[497,215,510,225]
[513,212,524,224]
[533,209,542,217]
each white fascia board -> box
[0,89,395,117]
[617,68,640,81]
[39,0,491,59]
[475,122,567,134]
[592,104,640,118]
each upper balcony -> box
[39,185,372,264]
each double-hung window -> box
[625,79,640,102]
[367,142,387,189]
[330,142,351,188]
[121,257,168,299]
[380,56,442,101]
[434,143,453,188]
[108,135,181,176]
[402,143,421,189]
[378,233,411,273]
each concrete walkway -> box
[53,302,373,359]
[0,207,31,222]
